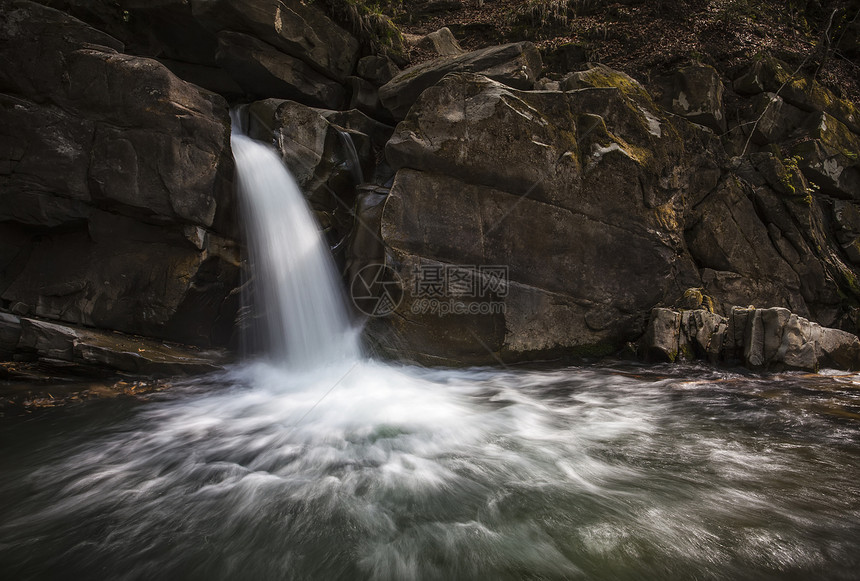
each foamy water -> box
[1,362,859,579]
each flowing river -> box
[1,362,859,579]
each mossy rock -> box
[676,287,716,313]
[561,63,651,101]
[734,54,860,134]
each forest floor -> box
[382,0,860,103]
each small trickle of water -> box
[336,128,365,185]
[231,117,359,368]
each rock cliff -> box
[2,0,860,373]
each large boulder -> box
[0,1,234,231]
[379,42,542,119]
[685,177,806,313]
[374,72,704,363]
[371,64,860,364]
[357,55,401,86]
[2,212,240,346]
[719,152,857,328]
[0,1,240,348]
[416,27,465,56]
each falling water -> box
[231,118,359,368]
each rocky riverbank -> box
[2,0,860,376]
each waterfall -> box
[230,118,359,368]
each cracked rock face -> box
[370,64,860,365]
[374,72,704,364]
[0,0,240,348]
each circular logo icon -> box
[350,263,403,317]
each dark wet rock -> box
[346,187,389,312]
[244,100,392,214]
[33,0,359,106]
[345,76,393,123]
[6,0,860,371]
[0,0,241,347]
[0,312,21,358]
[686,177,805,312]
[370,65,860,365]
[2,212,241,346]
[158,59,245,98]
[12,315,227,376]
[378,42,542,119]
[92,0,360,81]
[215,31,346,108]
[641,306,860,371]
[0,3,234,231]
